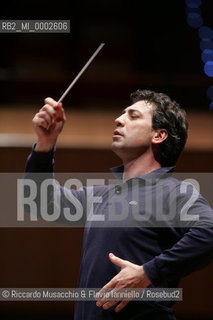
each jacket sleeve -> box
[143,183,213,286]
[23,145,86,226]
[24,144,55,173]
[143,227,213,286]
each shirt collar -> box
[110,165,175,183]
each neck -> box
[122,152,161,182]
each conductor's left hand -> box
[95,253,151,313]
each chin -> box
[112,143,125,158]
[112,141,121,149]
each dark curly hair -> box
[130,89,188,166]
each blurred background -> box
[0,0,213,319]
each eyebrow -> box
[122,108,143,115]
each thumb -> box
[54,103,64,122]
[108,253,127,268]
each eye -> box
[130,114,139,119]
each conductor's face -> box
[112,100,155,161]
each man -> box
[25,90,213,319]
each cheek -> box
[126,122,153,141]
[136,126,153,137]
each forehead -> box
[126,100,154,114]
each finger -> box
[108,253,127,268]
[96,288,118,307]
[54,103,64,122]
[96,286,116,306]
[114,300,129,312]
[41,104,57,119]
[37,110,53,126]
[44,97,59,107]
[32,113,49,129]
[40,103,64,126]
[53,102,62,110]
[96,278,117,300]
[62,108,66,122]
[101,299,119,310]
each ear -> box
[152,129,168,144]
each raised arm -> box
[32,97,66,152]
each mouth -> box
[113,130,124,138]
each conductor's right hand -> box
[32,97,66,152]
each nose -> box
[115,114,125,127]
